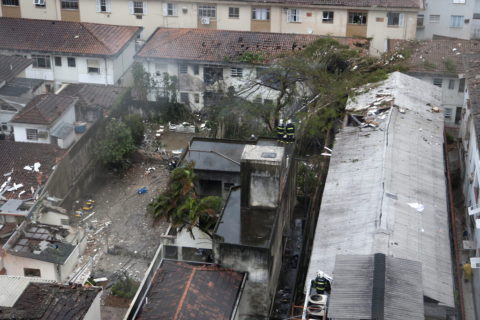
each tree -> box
[149,163,223,238]
[131,62,154,102]
[97,118,136,169]
[123,114,145,146]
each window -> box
[67,57,76,67]
[459,78,466,92]
[433,78,443,87]
[194,93,200,103]
[87,59,100,73]
[179,64,188,74]
[61,0,79,10]
[287,9,301,23]
[417,14,424,27]
[453,0,466,3]
[348,12,367,24]
[229,7,239,18]
[193,65,199,75]
[26,129,38,140]
[54,56,62,67]
[387,12,403,26]
[32,55,51,69]
[231,68,243,77]
[96,0,111,13]
[448,79,455,90]
[322,11,334,23]
[198,5,216,18]
[24,268,41,277]
[129,1,146,15]
[155,63,166,76]
[444,107,453,120]
[252,8,270,20]
[2,0,19,6]
[34,0,46,7]
[429,14,440,23]
[451,15,464,27]
[163,3,177,16]
[180,92,189,103]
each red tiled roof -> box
[0,17,141,56]
[215,0,421,8]
[137,28,368,63]
[137,261,244,320]
[11,94,76,125]
[0,283,101,319]
[0,140,65,200]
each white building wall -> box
[60,245,80,282]
[3,254,58,281]
[111,40,137,84]
[83,291,102,320]
[12,123,50,144]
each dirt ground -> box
[70,129,198,318]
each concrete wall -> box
[60,244,80,282]
[3,254,58,281]
[417,0,477,40]
[83,290,102,320]
[18,0,59,20]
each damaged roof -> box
[0,275,55,307]
[0,55,31,84]
[305,72,454,308]
[4,222,75,265]
[0,282,101,319]
[137,28,367,63]
[137,260,244,320]
[391,39,480,76]
[11,94,76,125]
[0,17,141,57]
[58,84,124,111]
[0,140,65,200]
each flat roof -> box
[305,72,454,307]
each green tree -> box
[123,114,145,146]
[132,62,154,102]
[149,163,223,237]
[97,118,135,169]
[111,273,139,299]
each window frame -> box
[287,8,301,23]
[180,92,189,103]
[193,65,199,75]
[163,3,177,16]
[448,79,455,90]
[87,59,100,74]
[348,12,368,25]
[32,55,51,69]
[417,14,424,27]
[133,1,144,14]
[387,12,403,27]
[26,128,39,141]
[34,0,46,7]
[433,78,443,87]
[252,7,270,21]
[2,0,19,6]
[450,15,464,28]
[228,7,239,19]
[97,0,111,13]
[429,14,440,23]
[444,107,453,120]
[459,78,466,92]
[67,57,76,68]
[61,0,79,10]
[179,64,188,74]
[322,11,334,23]
[194,93,200,103]
[24,268,41,277]
[198,5,216,18]
[54,56,62,67]
[231,67,243,78]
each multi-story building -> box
[0,0,422,55]
[417,0,480,40]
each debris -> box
[3,169,13,177]
[18,190,25,198]
[431,106,440,113]
[33,162,41,172]
[407,202,424,212]
[399,108,406,114]
[24,166,33,171]
[7,183,23,192]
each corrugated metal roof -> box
[0,275,54,307]
[305,72,454,308]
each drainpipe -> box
[104,57,108,85]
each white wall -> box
[83,290,102,320]
[13,123,50,144]
[60,244,80,282]
[3,254,58,281]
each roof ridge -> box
[80,23,114,55]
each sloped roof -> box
[137,260,244,320]
[11,94,76,125]
[0,17,141,56]
[210,0,422,8]
[137,28,367,63]
[0,55,31,84]
[305,72,454,307]
[0,282,101,319]
[58,83,124,111]
[0,140,65,200]
[0,275,55,307]
[328,254,424,320]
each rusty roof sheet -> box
[137,260,244,320]
[137,28,368,63]
[0,55,32,84]
[11,94,76,125]
[0,17,141,56]
[0,140,65,200]
[0,283,101,319]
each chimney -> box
[240,145,285,209]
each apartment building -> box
[0,0,422,55]
[417,0,480,40]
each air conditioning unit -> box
[471,257,480,268]
[34,0,45,5]
[200,17,210,25]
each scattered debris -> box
[407,202,425,212]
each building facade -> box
[0,0,421,55]
[417,0,480,40]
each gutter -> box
[230,272,247,320]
